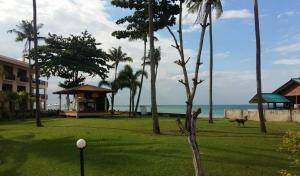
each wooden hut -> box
[53,85,113,117]
[273,78,300,108]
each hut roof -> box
[273,78,300,94]
[53,85,113,94]
[249,93,291,104]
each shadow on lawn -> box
[0,134,187,176]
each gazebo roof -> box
[53,85,113,94]
[249,93,291,104]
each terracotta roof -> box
[273,78,300,94]
[53,85,113,94]
[0,54,29,68]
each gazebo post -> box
[59,94,62,111]
[267,103,269,109]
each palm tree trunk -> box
[134,39,147,116]
[148,0,160,134]
[33,0,42,127]
[132,91,135,117]
[208,6,213,124]
[111,64,118,115]
[129,88,132,117]
[28,41,33,114]
[253,0,266,133]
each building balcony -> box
[32,79,47,85]
[4,74,16,81]
[17,76,29,82]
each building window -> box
[17,86,26,92]
[2,84,12,91]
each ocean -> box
[114,105,257,117]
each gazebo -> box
[249,93,291,109]
[53,85,113,117]
[273,78,300,108]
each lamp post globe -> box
[76,139,86,149]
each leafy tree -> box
[7,19,44,113]
[108,46,132,115]
[117,65,148,117]
[111,0,179,133]
[28,31,110,89]
[186,0,223,123]
[253,0,267,133]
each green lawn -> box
[0,117,299,176]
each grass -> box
[0,117,299,176]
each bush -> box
[279,131,300,176]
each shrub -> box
[279,131,300,176]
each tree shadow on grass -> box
[0,134,189,176]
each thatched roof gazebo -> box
[53,85,113,117]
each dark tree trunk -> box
[253,0,267,133]
[129,88,132,117]
[148,0,160,134]
[33,0,42,127]
[28,41,33,114]
[134,39,147,116]
[208,6,213,124]
[111,64,118,116]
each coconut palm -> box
[8,20,44,113]
[148,0,160,134]
[186,0,222,124]
[253,0,267,133]
[144,47,161,80]
[117,65,148,117]
[32,0,42,127]
[108,46,132,115]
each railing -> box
[19,76,29,82]
[4,74,16,80]
[31,94,48,99]
[32,79,47,85]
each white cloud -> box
[182,9,252,33]
[273,59,300,65]
[221,9,252,19]
[277,11,300,18]
[273,42,300,54]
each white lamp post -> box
[76,139,86,176]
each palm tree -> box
[253,0,267,133]
[32,0,42,127]
[186,0,222,124]
[7,20,44,113]
[108,46,132,115]
[98,79,119,113]
[118,65,148,117]
[148,0,160,134]
[144,47,161,80]
[134,35,148,117]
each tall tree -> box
[32,0,42,127]
[117,65,148,117]
[28,31,110,89]
[167,0,212,175]
[253,0,267,133]
[186,0,223,123]
[108,46,132,115]
[111,0,179,133]
[7,20,44,113]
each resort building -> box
[225,77,300,122]
[0,54,48,110]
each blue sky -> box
[0,0,299,105]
